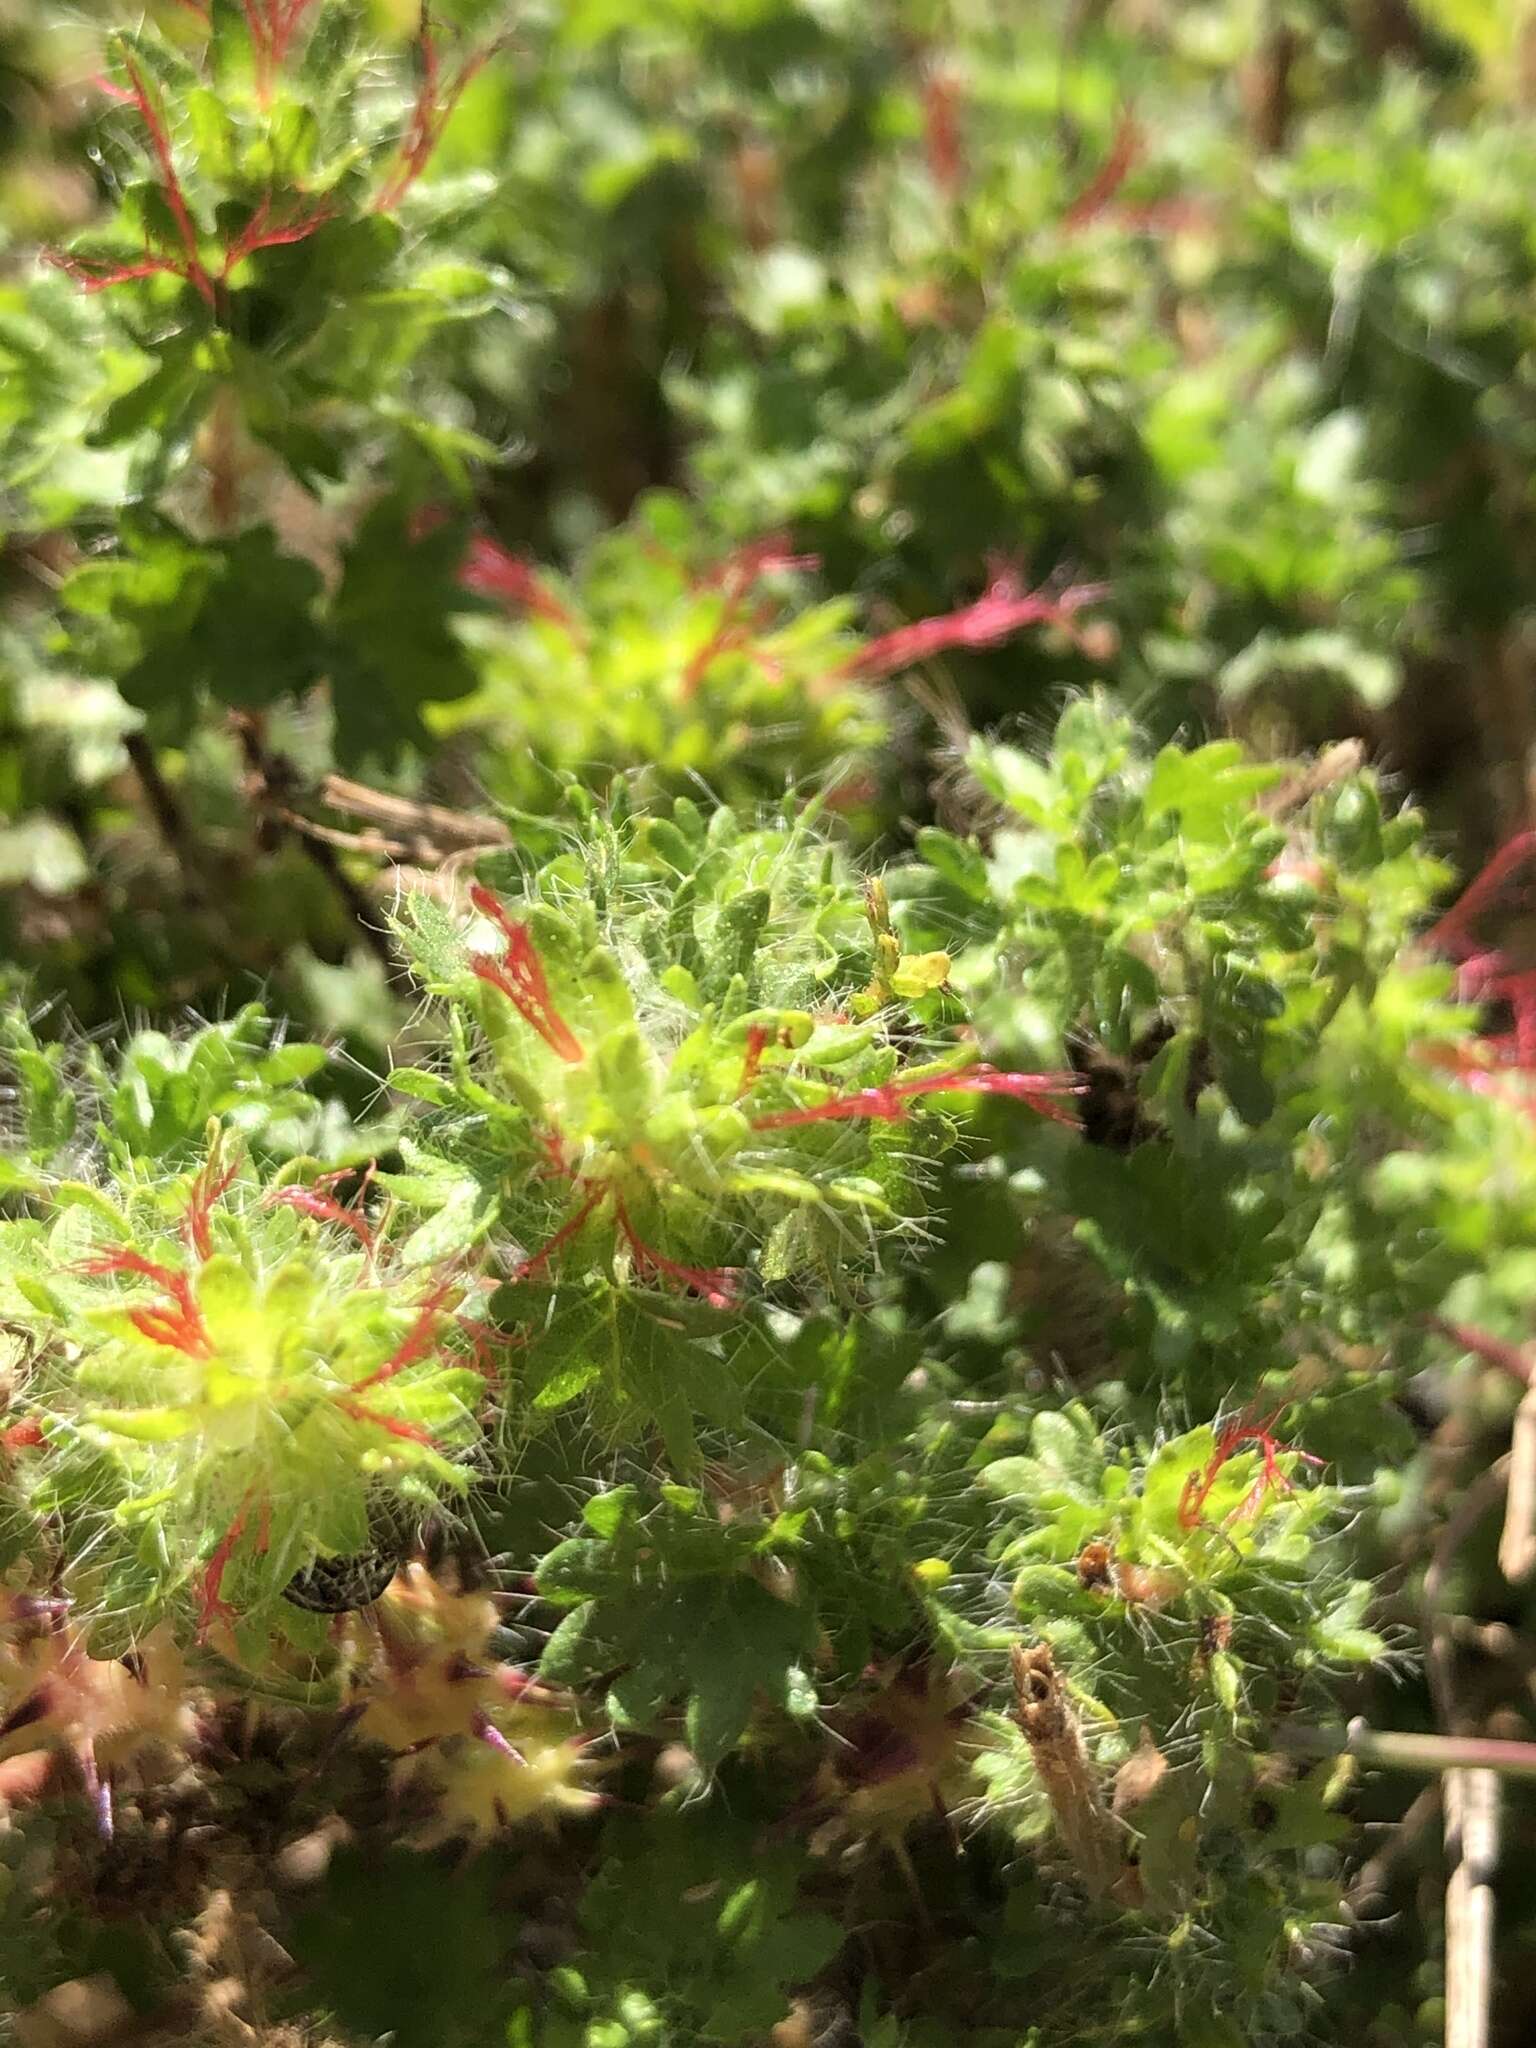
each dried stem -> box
[1445,1766,1500,2048]
[1009,1642,1126,1898]
[318,773,510,852]
[1347,1782,1441,1922]
[275,810,415,862]
[1424,1456,1512,2048]
[1257,738,1368,818]
[1278,1719,1536,1783]
[1423,1455,1511,1733]
[124,732,206,903]
[231,716,395,971]
[1242,12,1299,156]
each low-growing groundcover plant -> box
[6,3,1536,2048]
[3,704,1536,2048]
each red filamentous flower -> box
[459,536,583,635]
[1423,830,1536,1072]
[841,576,1108,681]
[374,26,501,214]
[510,1185,606,1283]
[1177,1409,1324,1531]
[197,1495,254,1637]
[468,886,586,1064]
[184,1153,240,1262]
[613,1198,741,1311]
[239,1,322,98]
[217,194,334,276]
[75,1251,213,1360]
[264,1165,377,1255]
[349,1277,458,1394]
[52,56,331,304]
[676,537,818,701]
[737,1026,771,1099]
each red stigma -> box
[218,193,334,276]
[842,577,1108,680]
[737,1026,771,1098]
[614,1199,741,1310]
[1423,832,1536,1073]
[459,536,583,635]
[676,536,818,701]
[1177,1409,1325,1531]
[76,1251,213,1360]
[334,1399,437,1447]
[374,26,500,214]
[265,1165,377,1254]
[469,887,585,1063]
[197,1499,251,1639]
[52,41,331,303]
[350,1277,457,1393]
[117,51,215,307]
[238,1,323,99]
[512,1185,607,1283]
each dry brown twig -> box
[229,716,396,971]
[1346,1782,1441,1925]
[1255,737,1368,817]
[318,774,510,852]
[1423,1455,1513,2048]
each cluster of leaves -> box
[2,710,1532,2047]
[7,0,1536,1031]
[6,2,1536,2046]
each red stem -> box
[1062,110,1142,230]
[749,1067,1086,1130]
[842,580,1108,680]
[119,51,215,308]
[350,1277,456,1392]
[334,1399,437,1446]
[1425,1314,1533,1387]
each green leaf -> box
[64,521,326,736]
[326,494,478,765]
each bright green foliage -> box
[443,492,883,812]
[0,709,1511,2048]
[0,1128,486,1654]
[1,1001,362,1183]
[7,3,1536,2047]
[389,794,1070,1457]
[6,3,504,763]
[990,1402,1382,1733]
